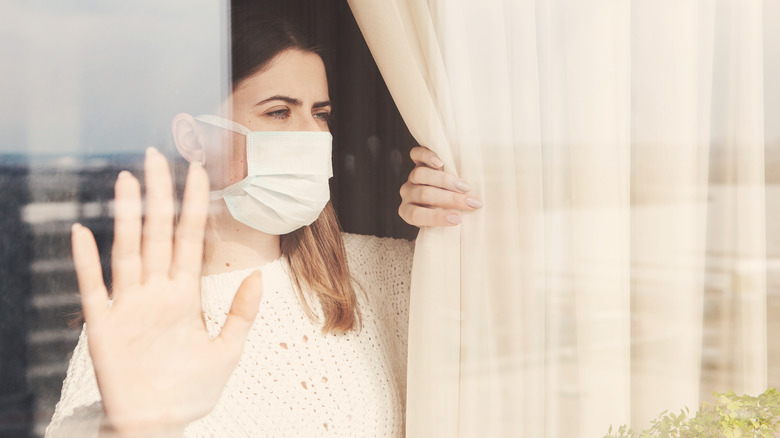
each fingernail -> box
[117,170,131,180]
[446,214,462,225]
[466,198,483,208]
[71,223,82,233]
[146,146,159,156]
[455,180,471,193]
[431,156,444,168]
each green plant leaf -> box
[604,388,780,437]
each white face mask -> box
[194,114,333,235]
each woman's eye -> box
[313,112,331,121]
[266,109,290,119]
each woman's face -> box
[205,49,330,189]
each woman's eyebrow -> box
[255,95,302,106]
[255,96,331,109]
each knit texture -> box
[46,233,414,437]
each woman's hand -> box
[398,146,482,227]
[71,148,264,437]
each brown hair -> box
[281,204,361,334]
[231,8,361,334]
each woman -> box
[46,9,481,438]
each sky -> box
[0,0,228,155]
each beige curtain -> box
[347,0,776,436]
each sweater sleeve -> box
[45,325,105,438]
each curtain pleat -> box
[345,3,463,436]
[629,1,712,426]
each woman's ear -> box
[171,113,206,164]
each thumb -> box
[216,271,263,353]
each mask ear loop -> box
[193,115,251,135]
[193,115,252,169]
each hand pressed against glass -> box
[71,150,264,436]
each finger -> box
[171,163,209,279]
[72,223,109,323]
[400,182,483,211]
[141,147,175,281]
[398,203,462,227]
[216,272,263,355]
[408,166,474,193]
[410,146,444,169]
[111,171,142,296]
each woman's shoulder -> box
[342,232,414,264]
[341,232,415,251]
[341,233,413,336]
[341,233,415,284]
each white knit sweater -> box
[46,233,414,438]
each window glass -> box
[1,1,415,436]
[1,2,228,435]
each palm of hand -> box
[71,149,262,435]
[88,276,228,432]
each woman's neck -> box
[201,203,282,276]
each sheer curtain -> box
[347,0,776,437]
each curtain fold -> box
[345,3,463,436]
[629,1,712,426]
[348,0,774,436]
